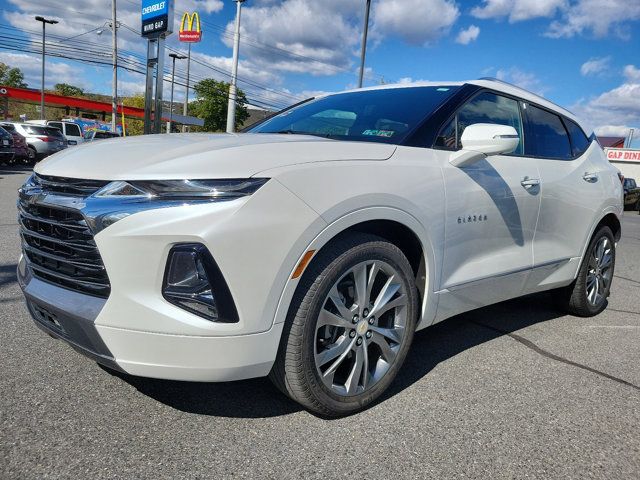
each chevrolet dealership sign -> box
[141,0,174,38]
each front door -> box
[435,91,541,318]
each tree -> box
[190,79,249,132]
[0,62,27,88]
[54,83,85,97]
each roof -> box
[597,136,625,148]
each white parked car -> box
[18,79,623,416]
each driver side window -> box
[435,92,524,155]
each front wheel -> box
[556,226,615,317]
[270,233,419,417]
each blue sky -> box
[0,0,639,144]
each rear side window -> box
[45,127,64,137]
[525,105,572,159]
[66,124,82,137]
[49,122,63,131]
[564,119,590,157]
[435,91,524,155]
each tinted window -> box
[624,178,637,189]
[525,105,572,159]
[66,123,82,137]
[23,125,49,135]
[46,127,64,138]
[0,127,11,139]
[49,122,63,131]
[435,92,524,155]
[249,86,459,144]
[0,124,16,133]
[565,119,590,157]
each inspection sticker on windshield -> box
[362,129,395,138]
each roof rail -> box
[476,77,575,116]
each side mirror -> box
[449,123,520,168]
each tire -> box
[27,146,37,164]
[270,233,419,417]
[556,226,615,317]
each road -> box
[1,166,638,479]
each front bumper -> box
[19,253,286,381]
[18,179,323,381]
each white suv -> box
[18,79,623,416]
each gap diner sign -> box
[605,148,640,163]
[179,12,202,42]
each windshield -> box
[248,86,459,144]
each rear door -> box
[63,122,83,145]
[438,91,540,307]
[523,105,603,288]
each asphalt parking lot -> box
[0,166,638,479]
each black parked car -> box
[623,177,640,212]
[0,126,15,165]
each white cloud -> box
[0,51,88,89]
[580,57,610,77]
[494,67,548,95]
[571,66,640,136]
[222,0,362,77]
[593,125,634,137]
[373,0,459,45]
[471,0,565,22]
[623,65,640,83]
[546,0,640,38]
[455,25,480,45]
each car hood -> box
[35,133,396,180]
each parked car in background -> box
[83,130,121,142]
[0,126,14,165]
[18,79,623,416]
[27,120,85,146]
[7,123,67,162]
[623,178,640,211]
[0,122,30,164]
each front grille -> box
[19,200,111,298]
[34,174,109,197]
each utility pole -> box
[111,0,118,133]
[182,43,191,133]
[168,53,186,133]
[226,0,245,134]
[357,0,371,89]
[35,16,58,120]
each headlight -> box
[94,178,269,200]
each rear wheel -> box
[270,233,419,417]
[27,146,37,164]
[557,226,615,317]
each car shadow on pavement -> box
[106,291,565,419]
[0,165,33,177]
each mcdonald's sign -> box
[179,12,202,42]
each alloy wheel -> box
[585,236,613,307]
[313,260,408,396]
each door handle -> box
[521,177,540,189]
[583,172,599,183]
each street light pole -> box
[357,0,371,89]
[182,43,191,133]
[168,53,187,133]
[35,16,58,120]
[226,0,245,134]
[111,0,118,133]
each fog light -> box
[162,244,238,323]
